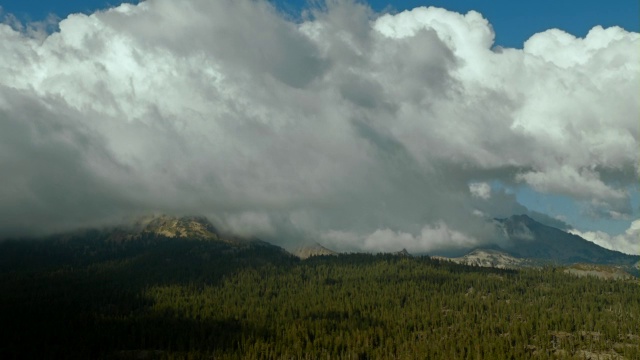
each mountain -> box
[0,215,294,273]
[434,248,534,269]
[135,215,220,240]
[432,215,639,275]
[81,214,271,247]
[102,214,224,243]
[496,215,639,267]
[5,213,637,272]
[394,248,411,257]
[292,242,337,259]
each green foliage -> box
[0,237,638,359]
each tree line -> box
[0,236,638,359]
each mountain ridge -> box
[496,214,638,266]
[3,214,636,274]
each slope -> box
[497,215,638,266]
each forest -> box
[0,235,638,359]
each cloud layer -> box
[0,0,637,252]
[569,220,640,255]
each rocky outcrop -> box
[292,242,337,259]
[435,249,531,269]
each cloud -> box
[469,182,491,199]
[320,221,491,254]
[0,0,637,252]
[466,186,573,230]
[569,220,640,255]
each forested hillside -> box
[0,235,638,359]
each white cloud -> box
[321,221,480,253]
[0,0,637,251]
[469,182,491,199]
[569,220,640,255]
[517,166,627,201]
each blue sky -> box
[0,0,637,253]
[2,0,638,48]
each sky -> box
[0,0,638,255]
[2,0,638,48]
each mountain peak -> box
[499,214,536,226]
[496,215,638,267]
[511,214,534,222]
[137,215,219,240]
[395,248,411,257]
[292,242,337,259]
[104,214,221,242]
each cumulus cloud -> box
[0,0,637,252]
[320,221,488,254]
[469,182,491,199]
[569,220,640,255]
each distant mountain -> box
[292,242,337,259]
[496,215,639,267]
[5,213,637,273]
[37,214,224,244]
[394,248,411,257]
[100,215,259,246]
[0,214,295,275]
[135,215,220,240]
[434,248,534,269]
[431,215,639,276]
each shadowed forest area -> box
[0,235,638,359]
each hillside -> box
[564,263,635,280]
[1,238,639,359]
[1,215,639,358]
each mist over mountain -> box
[0,0,637,255]
[432,214,639,268]
[4,214,636,272]
[496,215,638,265]
[1,1,638,359]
